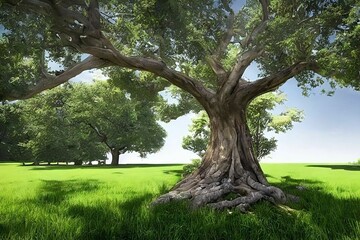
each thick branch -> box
[82,43,215,107]
[86,0,102,38]
[206,56,229,84]
[243,61,320,100]
[259,0,269,21]
[7,56,110,100]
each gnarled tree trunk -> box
[153,102,286,211]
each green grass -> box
[0,163,359,240]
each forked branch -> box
[218,0,269,99]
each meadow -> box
[0,163,359,240]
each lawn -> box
[0,163,359,240]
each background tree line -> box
[0,81,166,165]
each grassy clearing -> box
[0,163,359,240]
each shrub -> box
[182,159,202,177]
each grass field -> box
[0,163,359,240]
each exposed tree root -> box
[152,175,292,212]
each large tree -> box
[1,0,359,209]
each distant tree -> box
[20,85,107,165]
[183,92,303,160]
[68,81,166,165]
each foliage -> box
[183,92,304,159]
[0,163,359,240]
[257,0,360,93]
[182,159,202,177]
[248,92,303,159]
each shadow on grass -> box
[280,175,323,186]
[35,179,100,204]
[0,223,7,235]
[163,169,183,177]
[27,164,184,171]
[272,176,360,238]
[306,164,360,171]
[67,193,155,240]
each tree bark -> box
[152,101,286,210]
[111,148,120,166]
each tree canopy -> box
[0,0,359,101]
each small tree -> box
[183,92,303,160]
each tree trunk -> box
[111,148,120,166]
[153,104,286,211]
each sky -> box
[262,80,360,163]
